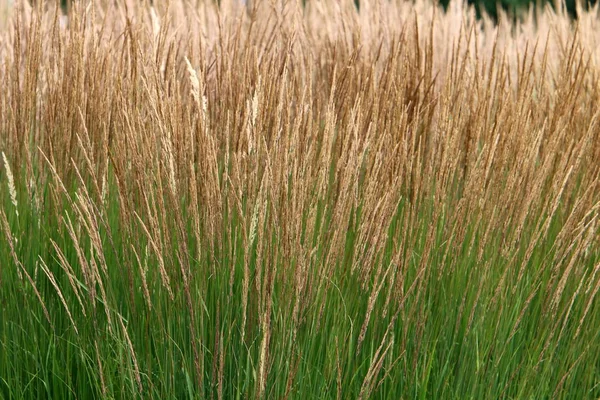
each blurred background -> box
[4,0,600,24]
[436,0,598,20]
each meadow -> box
[0,0,599,398]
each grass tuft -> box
[1,0,599,398]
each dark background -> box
[438,0,597,20]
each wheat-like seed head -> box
[185,56,202,111]
[2,152,18,216]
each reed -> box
[0,0,599,398]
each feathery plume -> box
[2,152,18,216]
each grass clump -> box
[1,0,599,398]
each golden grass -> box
[0,0,599,397]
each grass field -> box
[0,0,599,398]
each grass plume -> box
[0,0,599,398]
